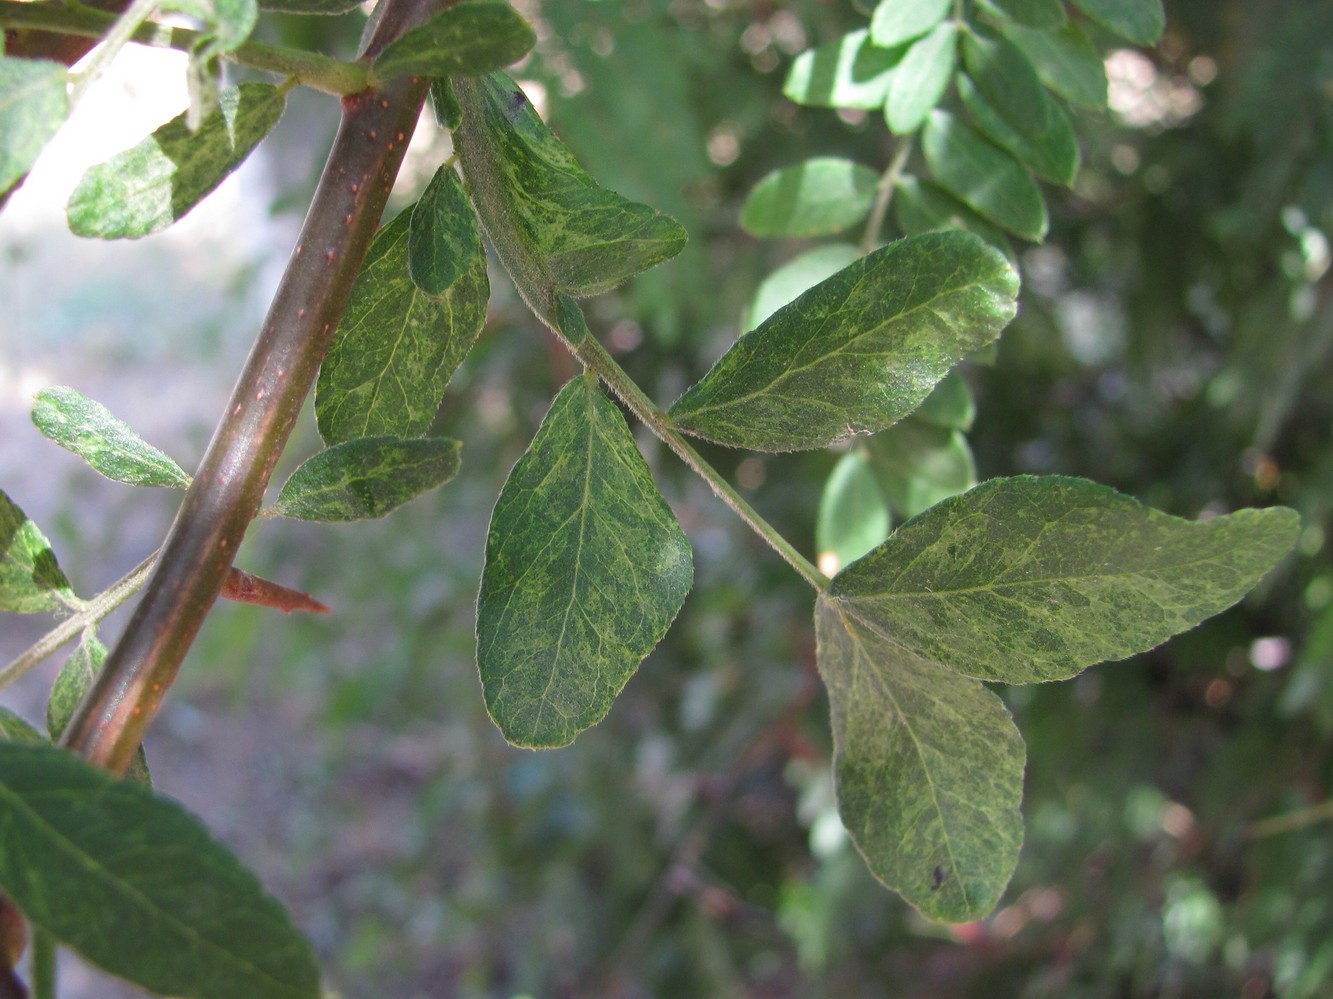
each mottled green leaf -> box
[66,83,285,239]
[922,110,1048,241]
[817,450,891,577]
[1000,21,1107,109]
[740,157,880,238]
[409,165,478,294]
[870,0,951,48]
[669,231,1018,452]
[886,21,957,135]
[0,710,44,746]
[815,597,1025,922]
[0,742,319,999]
[961,31,1079,185]
[273,437,461,521]
[867,418,976,518]
[372,2,535,80]
[31,386,191,488]
[783,29,901,110]
[477,372,693,748]
[912,370,975,430]
[45,635,150,785]
[980,0,1066,29]
[257,0,362,14]
[315,203,489,444]
[893,174,1015,258]
[1070,0,1165,45]
[0,490,76,614]
[746,243,862,330]
[451,72,687,308]
[430,78,463,130]
[830,476,1301,684]
[0,57,68,194]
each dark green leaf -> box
[272,437,461,521]
[0,490,76,614]
[315,203,489,444]
[740,157,880,238]
[870,0,951,48]
[0,57,68,194]
[451,72,687,308]
[372,2,535,80]
[886,21,957,135]
[746,243,862,330]
[817,450,891,577]
[893,174,1015,258]
[430,78,463,130]
[0,710,44,746]
[980,0,1066,29]
[922,110,1048,241]
[45,636,150,785]
[409,165,479,294]
[66,83,286,239]
[783,29,901,110]
[961,30,1079,185]
[477,372,693,748]
[257,0,362,14]
[866,418,976,518]
[829,476,1301,684]
[0,742,319,999]
[31,386,191,488]
[815,597,1025,922]
[912,370,975,430]
[1070,0,1165,45]
[669,231,1018,452]
[999,21,1107,109]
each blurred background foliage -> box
[4,0,1333,995]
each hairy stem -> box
[59,0,438,773]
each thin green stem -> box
[1246,799,1333,840]
[66,0,159,105]
[0,0,369,95]
[859,137,913,255]
[0,552,157,691]
[30,928,56,999]
[570,317,830,593]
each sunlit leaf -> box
[783,29,901,110]
[817,450,891,577]
[315,204,489,444]
[893,174,1015,258]
[372,2,535,80]
[66,83,286,239]
[870,0,951,48]
[922,110,1047,241]
[999,21,1107,109]
[0,742,319,999]
[452,72,687,307]
[746,243,862,330]
[45,635,151,785]
[409,165,479,294]
[829,476,1301,684]
[477,372,693,748]
[1070,0,1165,45]
[669,231,1018,452]
[886,21,956,135]
[815,597,1025,922]
[980,0,1066,29]
[0,57,68,194]
[866,418,976,518]
[31,386,191,488]
[273,437,461,521]
[740,157,880,237]
[0,490,76,614]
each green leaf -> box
[829,476,1301,684]
[893,174,1015,258]
[31,386,191,488]
[999,21,1107,109]
[315,203,489,444]
[372,2,535,80]
[783,29,901,110]
[451,72,687,308]
[272,437,461,521]
[980,0,1066,29]
[477,372,693,748]
[669,231,1018,452]
[745,243,862,330]
[205,0,259,53]
[0,490,76,614]
[817,450,891,577]
[409,165,479,294]
[0,57,68,194]
[870,0,951,48]
[740,157,880,238]
[1070,0,1165,45]
[0,742,320,999]
[814,597,1025,922]
[45,635,151,785]
[257,0,362,14]
[430,78,463,130]
[922,110,1048,241]
[960,30,1079,186]
[912,370,975,430]
[866,418,977,518]
[0,709,45,746]
[886,21,957,135]
[66,83,286,239]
